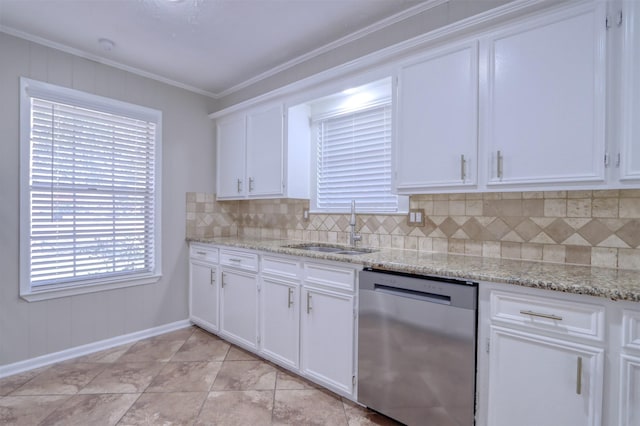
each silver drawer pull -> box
[196,251,207,256]
[228,258,243,262]
[576,356,582,395]
[520,310,563,321]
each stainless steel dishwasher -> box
[358,268,478,426]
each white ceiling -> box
[0,0,429,98]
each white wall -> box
[0,33,215,366]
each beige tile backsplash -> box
[186,190,640,270]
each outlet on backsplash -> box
[407,209,425,226]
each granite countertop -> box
[188,237,640,302]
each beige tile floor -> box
[0,326,400,425]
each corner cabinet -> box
[480,1,608,189]
[395,40,479,193]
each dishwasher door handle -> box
[374,284,451,305]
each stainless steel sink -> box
[284,243,376,255]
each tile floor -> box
[0,326,400,425]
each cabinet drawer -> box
[262,255,300,279]
[190,244,218,263]
[220,249,258,271]
[303,261,355,291]
[490,290,605,341]
[623,309,640,352]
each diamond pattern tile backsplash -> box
[186,190,640,270]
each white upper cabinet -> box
[215,102,309,200]
[480,2,608,189]
[246,103,285,197]
[216,114,246,198]
[395,41,478,192]
[619,0,640,183]
[216,103,284,200]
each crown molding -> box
[209,0,551,119]
[214,0,449,99]
[0,25,219,99]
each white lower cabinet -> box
[300,285,355,395]
[619,355,640,426]
[220,268,259,350]
[260,276,299,369]
[189,261,219,332]
[487,326,604,426]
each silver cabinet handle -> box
[287,288,294,308]
[460,154,466,181]
[519,310,563,321]
[306,293,312,314]
[237,178,242,193]
[210,269,215,285]
[576,356,583,395]
[221,272,226,288]
[196,251,207,256]
[228,258,242,263]
[497,150,503,179]
[249,177,254,192]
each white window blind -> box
[316,103,398,212]
[25,88,158,290]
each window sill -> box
[20,274,162,302]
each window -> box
[310,77,406,213]
[19,78,162,301]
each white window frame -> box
[19,78,162,302]
[310,98,408,214]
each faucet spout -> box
[349,200,362,247]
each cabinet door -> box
[220,269,258,350]
[487,326,603,426]
[395,42,478,192]
[189,261,218,332]
[619,355,640,426]
[300,286,354,395]
[246,103,284,197]
[216,114,246,199]
[260,277,299,369]
[482,3,607,187]
[620,0,640,182]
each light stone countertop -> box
[188,237,640,302]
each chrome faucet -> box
[349,200,362,247]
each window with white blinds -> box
[315,102,400,212]
[20,78,161,299]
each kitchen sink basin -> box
[284,243,376,255]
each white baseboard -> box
[0,319,192,379]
